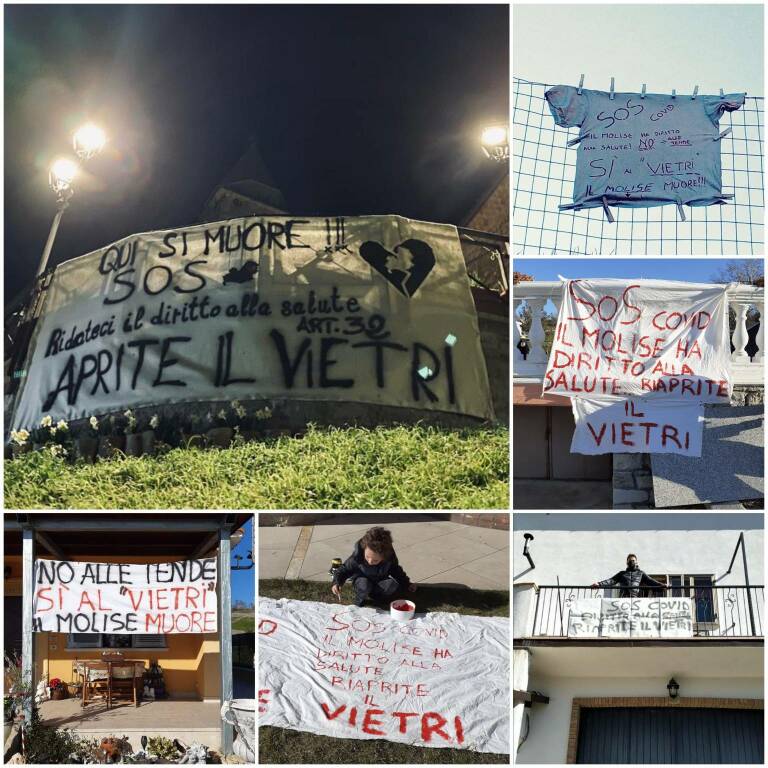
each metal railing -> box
[531,585,763,638]
[513,281,764,385]
[457,226,509,297]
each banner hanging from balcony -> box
[543,278,732,456]
[12,216,493,430]
[566,597,694,638]
[32,558,218,634]
[258,598,510,754]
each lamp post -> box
[35,123,106,279]
[481,124,509,162]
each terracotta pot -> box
[141,430,156,456]
[50,688,67,700]
[97,435,125,459]
[206,426,234,448]
[124,433,143,457]
[76,435,99,463]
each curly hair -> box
[360,527,394,558]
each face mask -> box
[627,562,638,570]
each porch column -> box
[22,523,35,726]
[219,526,234,754]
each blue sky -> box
[514,258,761,283]
[513,5,763,96]
[231,516,254,607]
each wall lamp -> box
[667,678,680,699]
[523,533,535,569]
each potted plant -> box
[142,413,159,456]
[48,678,67,701]
[4,696,13,743]
[123,410,142,457]
[77,416,100,463]
[205,406,235,448]
[9,428,31,459]
[30,415,55,451]
[97,413,126,459]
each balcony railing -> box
[513,281,764,385]
[531,585,764,639]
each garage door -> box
[513,405,612,480]
[576,707,764,764]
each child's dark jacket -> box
[333,539,411,588]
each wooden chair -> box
[109,662,140,708]
[82,662,110,707]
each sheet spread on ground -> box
[258,597,510,753]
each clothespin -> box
[676,201,686,222]
[720,88,724,98]
[641,84,646,99]
[671,89,676,99]
[691,85,699,100]
[609,77,615,100]
[602,197,614,223]
[715,128,732,141]
[577,74,584,95]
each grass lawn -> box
[259,579,509,764]
[232,615,256,631]
[5,425,509,509]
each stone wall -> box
[612,384,765,508]
[612,453,654,509]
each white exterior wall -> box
[513,518,764,763]
[516,675,765,764]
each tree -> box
[513,271,534,284]
[711,260,764,286]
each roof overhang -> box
[4,513,251,559]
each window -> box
[649,574,716,625]
[67,634,167,649]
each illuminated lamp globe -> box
[49,157,79,195]
[480,124,509,162]
[73,123,106,160]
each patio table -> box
[77,660,145,708]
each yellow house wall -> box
[4,554,221,700]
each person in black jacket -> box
[590,554,667,597]
[331,527,417,607]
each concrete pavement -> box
[259,516,509,590]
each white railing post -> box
[730,302,749,361]
[513,297,525,364]
[526,298,548,364]
[754,301,764,362]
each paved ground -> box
[513,480,613,510]
[259,517,509,590]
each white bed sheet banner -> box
[542,278,731,456]
[32,558,218,634]
[570,397,704,456]
[12,215,493,429]
[258,598,510,754]
[567,598,694,638]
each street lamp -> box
[73,122,106,160]
[35,123,106,279]
[481,124,509,162]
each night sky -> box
[4,4,508,302]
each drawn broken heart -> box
[358,239,436,298]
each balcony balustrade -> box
[528,584,764,639]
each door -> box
[576,707,764,764]
[513,405,612,480]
